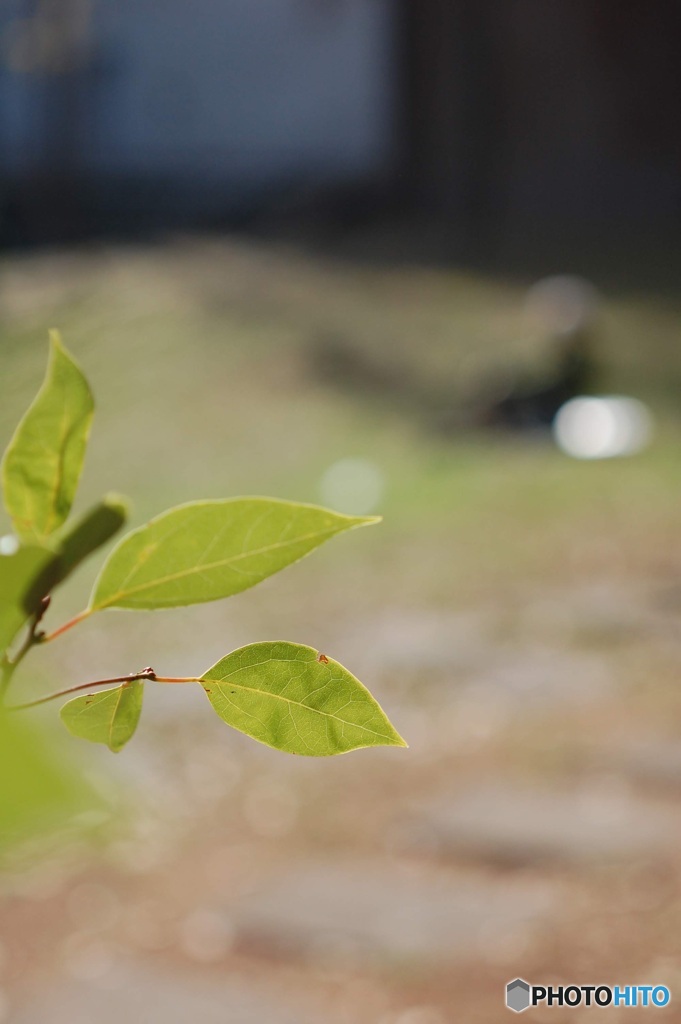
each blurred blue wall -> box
[1,0,396,217]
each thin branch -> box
[6,673,150,711]
[0,596,51,703]
[6,669,200,712]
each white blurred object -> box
[320,457,384,514]
[0,535,19,556]
[553,396,653,460]
[525,275,599,335]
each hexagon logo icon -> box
[506,978,531,1013]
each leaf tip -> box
[47,329,75,369]
[48,328,94,400]
[380,716,408,750]
[353,514,382,528]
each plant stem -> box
[0,598,51,704]
[6,670,201,712]
[43,608,92,643]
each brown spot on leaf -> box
[317,653,329,664]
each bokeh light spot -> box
[320,457,385,514]
[553,396,653,460]
[0,536,19,557]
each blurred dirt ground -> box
[2,238,681,1022]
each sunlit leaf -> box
[0,543,60,654]
[54,493,129,585]
[2,331,94,541]
[201,641,406,756]
[90,498,379,611]
[60,682,144,753]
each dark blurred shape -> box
[478,275,599,430]
[479,327,595,431]
[309,330,422,410]
[307,328,459,431]
[308,275,601,435]
[401,0,681,251]
[54,493,129,585]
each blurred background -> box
[2,2,681,1022]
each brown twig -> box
[5,668,201,711]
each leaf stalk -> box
[43,607,92,642]
[5,668,200,712]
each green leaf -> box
[60,682,144,753]
[2,331,94,541]
[201,641,406,756]
[54,494,129,585]
[90,498,379,611]
[0,542,60,654]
